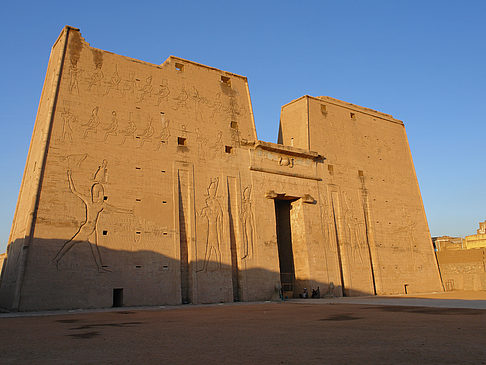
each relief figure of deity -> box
[198,178,223,271]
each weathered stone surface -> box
[437,247,486,291]
[0,26,442,311]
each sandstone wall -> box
[437,248,486,291]
[280,96,443,295]
[0,27,443,311]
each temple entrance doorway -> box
[274,199,297,298]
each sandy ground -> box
[1,295,486,364]
[407,290,486,300]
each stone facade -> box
[433,222,486,291]
[436,247,486,291]
[0,26,443,311]
[433,236,464,251]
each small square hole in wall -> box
[328,165,334,175]
[175,63,184,72]
[103,196,108,201]
[350,112,356,120]
[221,75,231,86]
[135,231,141,235]
[136,198,141,202]
[358,170,364,177]
[225,146,233,154]
[162,200,167,204]
[230,121,238,129]
[178,137,186,146]
[103,230,108,236]
[321,104,327,114]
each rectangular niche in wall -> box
[113,288,123,307]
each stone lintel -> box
[254,140,323,161]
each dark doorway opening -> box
[113,288,123,307]
[274,199,296,297]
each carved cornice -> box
[253,141,324,161]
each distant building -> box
[432,236,464,251]
[463,221,486,249]
[434,221,486,292]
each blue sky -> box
[1,0,485,253]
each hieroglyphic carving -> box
[103,111,118,142]
[104,66,122,97]
[85,49,104,94]
[210,92,223,118]
[64,153,88,169]
[87,66,104,94]
[172,86,188,110]
[68,61,80,94]
[240,186,255,259]
[122,72,136,97]
[137,76,153,103]
[93,159,108,183]
[137,117,155,148]
[211,131,224,159]
[53,162,132,272]
[197,178,223,271]
[82,107,101,139]
[191,87,207,122]
[119,112,137,145]
[279,156,294,168]
[154,79,170,106]
[154,114,170,151]
[342,191,366,264]
[61,108,75,142]
[194,128,208,159]
[317,188,335,253]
